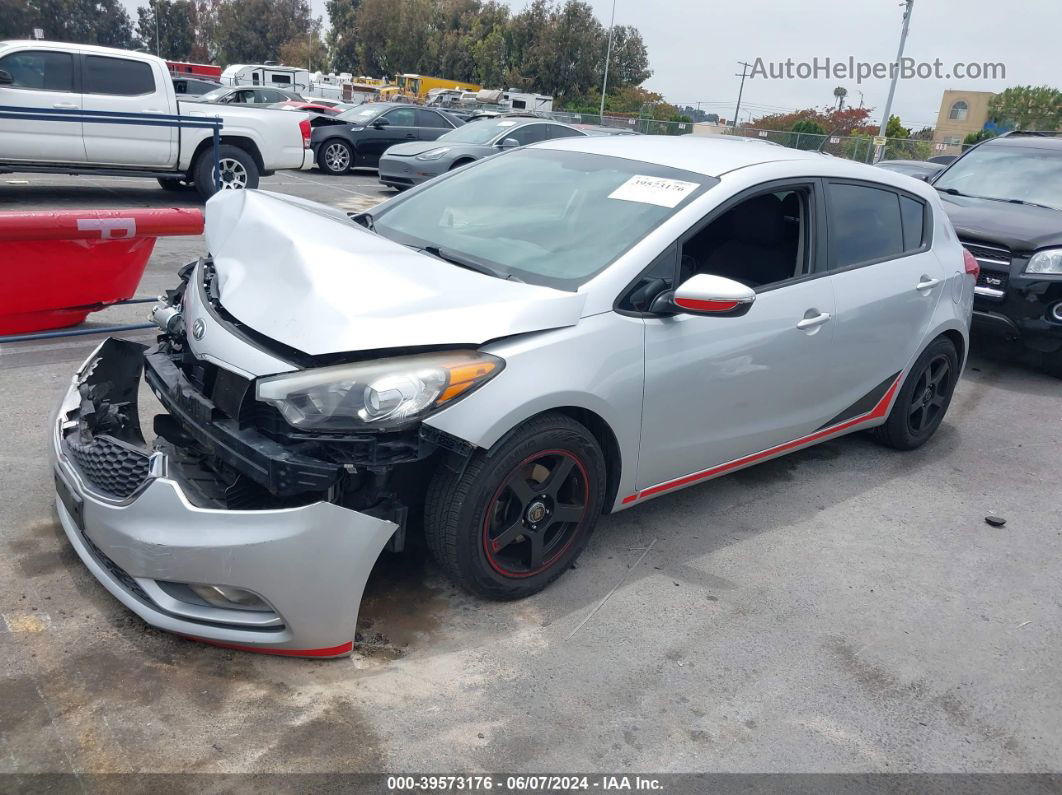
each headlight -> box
[415,147,452,161]
[256,350,503,431]
[1026,249,1062,275]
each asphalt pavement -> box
[0,169,1059,777]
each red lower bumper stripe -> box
[624,374,902,504]
[181,636,353,657]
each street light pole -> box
[875,0,915,161]
[154,0,160,57]
[598,0,617,121]
[733,61,751,128]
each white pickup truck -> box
[0,41,313,199]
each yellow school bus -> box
[393,73,481,99]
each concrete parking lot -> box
[1,171,1060,775]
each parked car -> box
[572,123,640,136]
[172,76,221,98]
[0,41,313,199]
[930,132,1062,376]
[51,136,973,656]
[192,85,304,106]
[928,155,957,165]
[270,100,342,117]
[875,159,945,181]
[378,117,585,189]
[311,102,464,174]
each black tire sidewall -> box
[194,145,259,200]
[888,338,959,447]
[440,418,606,599]
[316,139,352,174]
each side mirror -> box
[650,273,755,317]
[497,137,520,150]
[372,117,390,129]
[0,70,11,85]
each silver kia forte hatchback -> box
[52,136,975,656]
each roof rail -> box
[996,129,1062,139]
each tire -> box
[871,337,959,450]
[157,177,195,192]
[316,139,353,175]
[193,144,259,200]
[424,412,607,600]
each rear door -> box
[415,108,454,141]
[0,48,85,162]
[81,53,175,166]
[824,181,944,416]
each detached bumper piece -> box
[52,338,398,656]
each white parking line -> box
[279,170,383,198]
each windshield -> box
[438,119,522,145]
[372,148,716,290]
[337,103,390,123]
[197,87,229,102]
[934,144,1062,210]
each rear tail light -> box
[962,248,980,280]
[299,118,311,149]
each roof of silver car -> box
[535,133,829,177]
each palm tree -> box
[833,86,848,111]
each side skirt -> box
[622,372,903,505]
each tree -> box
[279,28,327,72]
[964,129,996,146]
[326,0,361,73]
[2,0,135,48]
[790,119,827,149]
[884,114,910,139]
[135,0,197,60]
[988,85,1062,131]
[606,25,651,90]
[214,0,316,65]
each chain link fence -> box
[542,111,695,136]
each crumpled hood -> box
[203,190,586,357]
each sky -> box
[122,0,1061,129]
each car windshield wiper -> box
[416,245,522,282]
[935,188,1058,210]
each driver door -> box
[636,181,840,494]
[359,106,418,165]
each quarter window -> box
[900,196,926,251]
[84,56,155,95]
[0,50,73,92]
[829,183,904,268]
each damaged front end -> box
[50,265,474,656]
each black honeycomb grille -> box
[80,532,151,603]
[65,435,150,499]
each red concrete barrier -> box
[0,208,204,335]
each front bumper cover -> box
[51,338,397,656]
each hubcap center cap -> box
[922,386,934,405]
[526,501,547,525]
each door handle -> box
[404,133,416,138]
[916,276,941,290]
[796,311,831,330]
[52,102,78,110]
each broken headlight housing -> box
[255,351,503,432]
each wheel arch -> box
[190,135,264,174]
[449,157,476,170]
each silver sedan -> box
[378,117,586,189]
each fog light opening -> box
[1051,303,1062,323]
[188,583,272,612]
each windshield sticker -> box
[609,175,700,208]
[497,120,517,126]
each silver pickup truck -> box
[0,40,313,199]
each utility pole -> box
[875,0,915,161]
[733,61,751,128]
[154,0,160,57]
[598,0,618,120]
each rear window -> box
[0,50,73,91]
[829,183,904,268]
[84,56,155,95]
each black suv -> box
[930,132,1062,376]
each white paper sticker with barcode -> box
[608,175,700,208]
